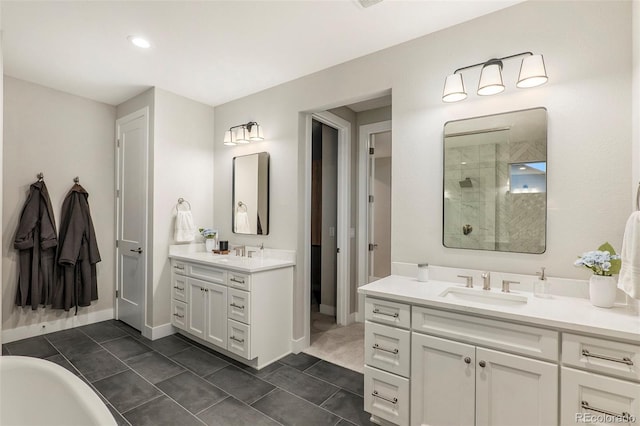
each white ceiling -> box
[1,0,523,107]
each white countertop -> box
[359,275,640,342]
[169,245,295,273]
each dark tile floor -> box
[2,320,372,426]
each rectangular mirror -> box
[443,108,547,254]
[233,152,269,235]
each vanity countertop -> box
[359,275,640,342]
[169,245,295,273]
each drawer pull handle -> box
[230,303,245,310]
[581,401,632,422]
[581,349,634,366]
[173,265,185,270]
[372,390,398,405]
[372,343,398,355]
[372,308,399,318]
[173,313,184,319]
[173,286,184,291]
[230,278,245,284]
[230,336,245,344]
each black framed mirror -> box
[232,152,269,235]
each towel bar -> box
[176,197,191,212]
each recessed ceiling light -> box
[128,35,151,49]
[519,166,527,170]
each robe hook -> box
[73,176,80,184]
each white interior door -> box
[368,131,392,282]
[116,108,148,332]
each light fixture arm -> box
[452,51,533,74]
[228,121,258,132]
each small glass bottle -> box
[417,263,429,282]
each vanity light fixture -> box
[442,52,548,103]
[223,121,264,146]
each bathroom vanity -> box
[168,245,294,369]
[359,275,640,426]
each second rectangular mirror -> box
[233,152,269,235]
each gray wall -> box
[2,76,116,332]
[213,1,633,340]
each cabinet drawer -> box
[228,319,252,360]
[228,288,251,325]
[172,273,187,302]
[227,272,251,291]
[364,365,409,426]
[561,367,640,425]
[563,333,639,381]
[172,260,187,275]
[365,297,411,329]
[171,299,187,330]
[365,321,410,378]
[412,307,558,361]
[188,263,226,285]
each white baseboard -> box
[1,308,114,344]
[319,304,336,316]
[291,335,307,354]
[148,323,175,340]
[349,312,358,324]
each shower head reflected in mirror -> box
[459,177,473,188]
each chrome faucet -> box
[481,272,491,290]
[502,280,519,293]
[234,245,246,257]
[458,275,474,288]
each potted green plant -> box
[199,228,218,252]
[574,242,621,308]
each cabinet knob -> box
[464,357,471,364]
[479,360,486,368]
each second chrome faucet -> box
[481,271,491,290]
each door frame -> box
[114,107,150,335]
[304,111,352,339]
[357,120,391,322]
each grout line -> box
[119,394,165,415]
[247,386,278,406]
[193,395,231,417]
[318,388,342,407]
[256,385,348,423]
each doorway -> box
[310,119,338,330]
[115,107,149,332]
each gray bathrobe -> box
[51,184,101,312]
[14,180,58,309]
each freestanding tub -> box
[0,355,117,426]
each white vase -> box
[205,238,216,252]
[589,275,617,308]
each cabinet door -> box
[204,282,227,348]
[186,278,206,340]
[411,333,475,426]
[476,347,557,426]
[561,367,639,425]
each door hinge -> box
[369,147,375,155]
[116,138,120,147]
[116,240,119,248]
[337,248,341,254]
[369,243,378,251]
[116,290,119,298]
[116,189,120,198]
[369,195,374,203]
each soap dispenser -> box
[534,267,551,298]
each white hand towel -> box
[617,211,640,299]
[235,211,251,234]
[175,210,196,242]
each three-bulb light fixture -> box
[442,52,548,103]
[223,121,264,146]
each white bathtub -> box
[0,356,117,426]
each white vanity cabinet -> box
[170,257,293,369]
[560,333,640,425]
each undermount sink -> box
[439,286,528,306]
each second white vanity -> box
[359,273,640,426]
[169,245,295,369]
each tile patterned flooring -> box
[2,320,372,426]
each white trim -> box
[357,120,392,322]
[319,304,336,316]
[146,323,175,340]
[1,309,115,344]
[115,107,150,333]
[309,111,352,328]
[291,335,307,354]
